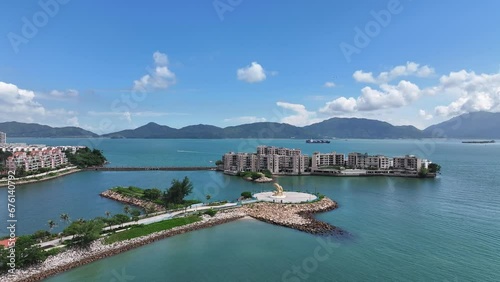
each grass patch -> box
[103,215,201,244]
[111,186,145,198]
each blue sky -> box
[1,0,500,133]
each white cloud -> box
[237,62,267,83]
[419,109,433,120]
[324,82,336,88]
[0,81,79,125]
[353,62,435,84]
[153,51,168,66]
[223,116,267,124]
[353,71,376,84]
[66,117,80,127]
[320,80,421,114]
[276,101,321,126]
[88,111,187,117]
[49,89,79,98]
[133,51,176,92]
[433,71,500,116]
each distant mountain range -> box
[1,112,499,139]
[0,121,98,138]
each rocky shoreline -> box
[241,197,343,235]
[99,190,165,212]
[1,210,245,282]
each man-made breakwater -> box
[2,197,342,281]
[241,197,342,235]
[99,190,165,212]
[86,166,216,171]
[1,211,245,282]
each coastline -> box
[1,210,246,282]
[0,168,81,188]
[99,190,165,212]
[2,197,342,281]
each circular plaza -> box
[253,191,317,203]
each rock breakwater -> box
[241,197,342,235]
[100,190,165,212]
[1,210,245,282]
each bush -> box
[241,191,252,199]
[31,230,52,241]
[203,209,217,217]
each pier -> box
[84,166,217,171]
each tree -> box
[163,177,194,205]
[418,167,429,178]
[123,205,131,218]
[206,194,211,203]
[215,160,223,166]
[48,220,57,232]
[143,188,162,201]
[60,213,70,225]
[112,214,130,227]
[0,236,46,273]
[241,191,252,199]
[31,230,51,242]
[105,211,111,218]
[15,165,26,178]
[63,219,105,248]
[130,209,141,223]
[428,163,441,174]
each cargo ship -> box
[306,139,331,144]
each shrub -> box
[241,191,252,199]
[203,209,217,217]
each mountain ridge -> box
[2,112,500,139]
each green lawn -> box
[111,186,145,198]
[103,215,202,244]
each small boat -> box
[306,139,331,144]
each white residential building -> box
[223,146,309,175]
[311,152,345,170]
[0,132,6,144]
[393,155,422,171]
[6,147,69,172]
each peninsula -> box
[0,180,340,282]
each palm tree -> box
[48,220,57,232]
[124,205,131,218]
[105,211,111,218]
[60,213,70,225]
[206,194,211,204]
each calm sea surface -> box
[1,138,499,281]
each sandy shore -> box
[0,169,81,188]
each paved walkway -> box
[38,202,239,249]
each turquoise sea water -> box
[1,138,499,281]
